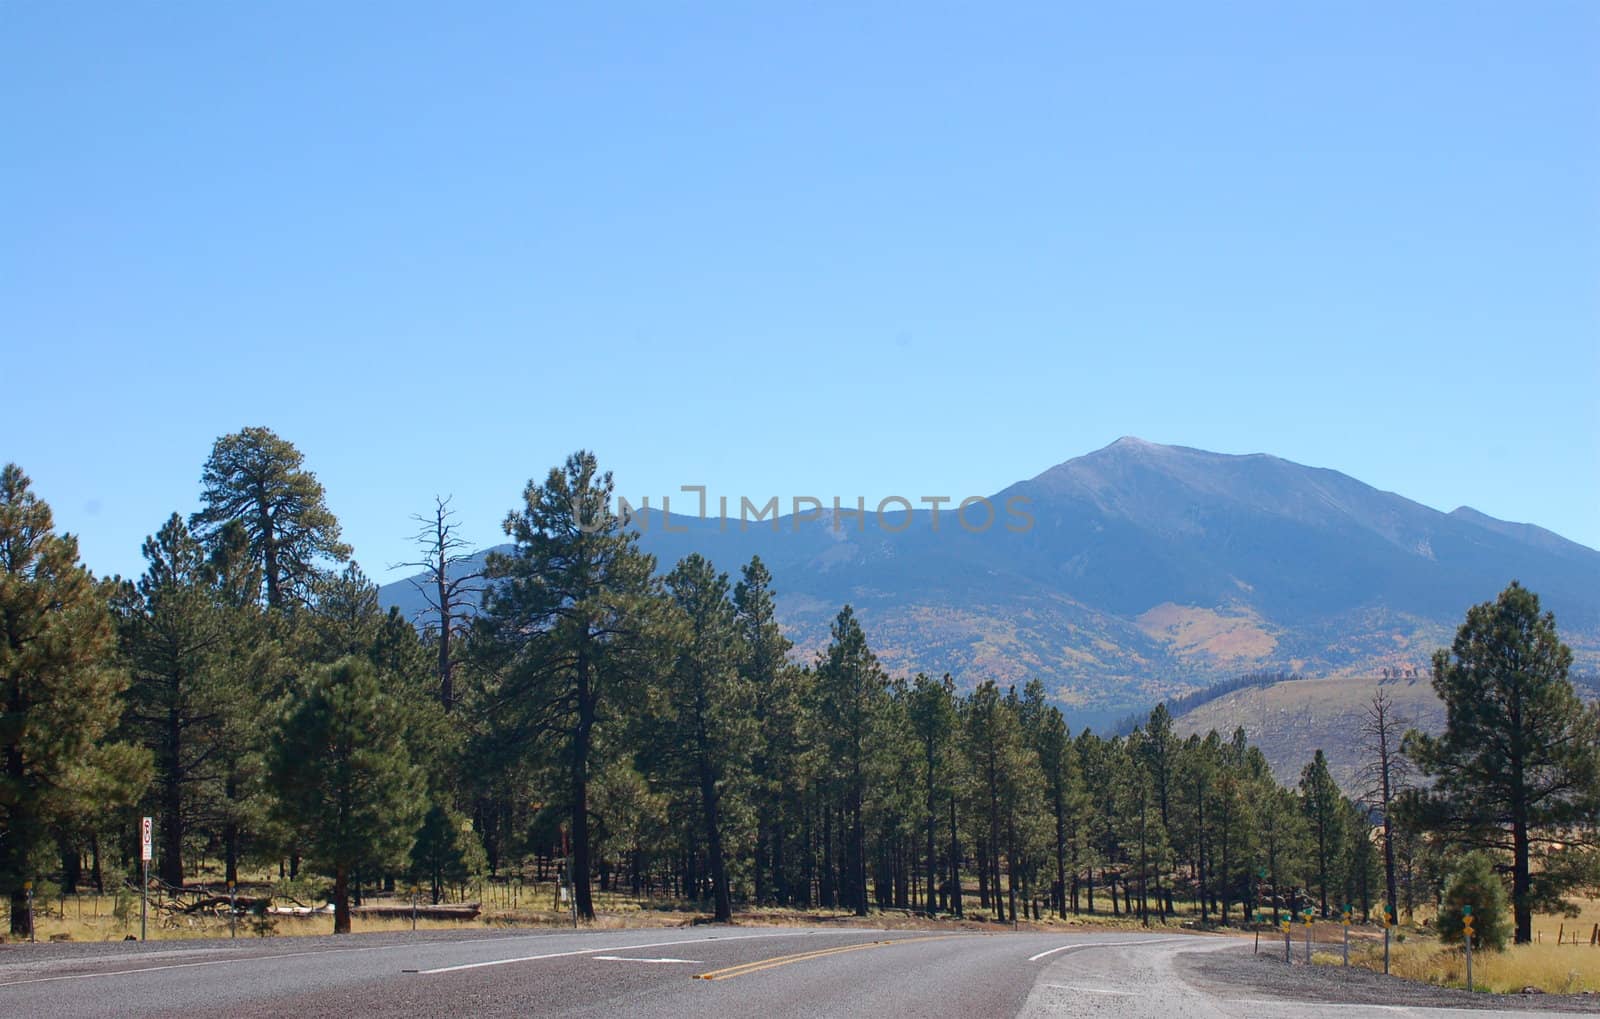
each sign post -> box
[228,881,237,940]
[23,881,33,943]
[1342,904,1352,966]
[140,816,152,942]
[410,884,419,932]
[1283,915,1292,963]
[1462,905,1475,992]
[1304,908,1314,964]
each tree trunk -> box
[821,807,835,909]
[1378,721,1399,925]
[58,835,81,895]
[977,837,990,909]
[1513,817,1532,944]
[1053,796,1067,919]
[4,735,33,936]
[985,749,1003,922]
[435,506,455,712]
[224,769,240,886]
[1006,812,1019,925]
[333,864,351,934]
[260,509,280,610]
[8,890,28,939]
[1196,782,1208,926]
[925,742,939,914]
[948,795,963,919]
[699,759,731,923]
[572,651,596,922]
[161,705,185,886]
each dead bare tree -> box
[392,496,484,712]
[1358,689,1413,925]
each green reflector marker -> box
[1461,905,1472,916]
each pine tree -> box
[1209,729,1259,925]
[199,520,276,884]
[409,803,486,905]
[1437,850,1511,951]
[269,657,424,933]
[1072,729,1118,915]
[1256,784,1309,922]
[735,557,804,906]
[479,451,667,922]
[0,465,149,935]
[1111,739,1170,926]
[653,553,750,923]
[1406,581,1600,943]
[907,674,958,914]
[1299,749,1345,917]
[1141,704,1178,916]
[1178,732,1222,925]
[1339,798,1380,921]
[115,514,246,886]
[191,427,351,610]
[814,606,888,916]
[964,681,1042,922]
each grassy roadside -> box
[4,885,1226,944]
[1308,898,1600,994]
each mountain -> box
[378,439,1600,726]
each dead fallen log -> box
[351,902,481,921]
[181,896,269,914]
[267,904,330,916]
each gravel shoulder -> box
[1177,943,1600,1013]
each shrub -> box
[1437,851,1510,951]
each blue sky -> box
[3,2,1596,583]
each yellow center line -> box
[692,934,967,981]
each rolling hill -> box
[1170,671,1600,792]
[379,438,1600,726]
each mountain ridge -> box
[379,439,1600,725]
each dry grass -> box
[6,893,508,942]
[8,883,1222,942]
[1347,939,1600,994]
[1332,897,1600,994]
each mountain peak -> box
[1108,435,1158,450]
[1450,506,1597,556]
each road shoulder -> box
[1175,944,1600,1014]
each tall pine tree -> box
[191,427,350,610]
[479,451,667,922]
[814,606,888,916]
[0,465,149,935]
[115,514,248,886]
[653,553,750,922]
[1406,582,1600,943]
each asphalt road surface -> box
[0,926,1593,1017]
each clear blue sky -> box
[3,2,1596,584]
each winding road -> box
[0,926,1590,1017]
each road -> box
[0,926,1592,1017]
